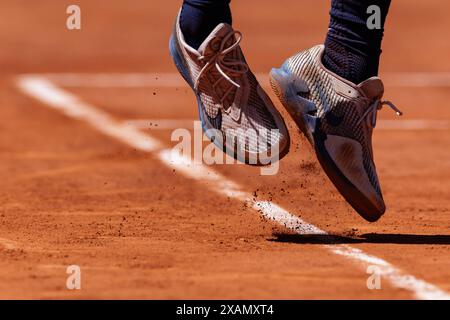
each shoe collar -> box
[175,9,201,57]
[176,10,235,58]
[313,45,384,100]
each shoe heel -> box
[269,64,317,145]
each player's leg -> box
[180,0,232,49]
[270,0,401,222]
[169,1,290,165]
[322,0,391,84]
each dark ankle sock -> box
[180,0,232,49]
[322,0,391,84]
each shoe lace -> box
[357,98,403,128]
[194,31,249,104]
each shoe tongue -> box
[197,23,234,55]
[358,77,384,100]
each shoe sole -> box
[270,63,384,222]
[169,30,290,166]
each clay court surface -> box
[0,0,449,299]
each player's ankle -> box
[321,0,391,84]
[322,37,380,84]
[180,0,232,50]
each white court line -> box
[0,237,19,250]
[126,119,450,131]
[16,76,161,153]
[377,120,450,130]
[17,72,450,88]
[16,75,450,300]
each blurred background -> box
[1,0,450,74]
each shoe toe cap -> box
[323,134,385,221]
